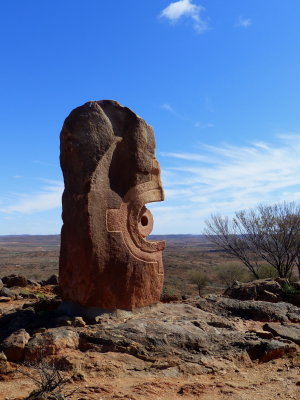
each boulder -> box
[33,297,61,313]
[253,340,297,363]
[2,274,28,288]
[59,100,165,311]
[0,308,36,342]
[40,274,59,286]
[0,279,3,290]
[2,329,30,361]
[25,327,79,360]
[0,287,15,298]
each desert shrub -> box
[281,284,300,295]
[257,264,279,279]
[189,270,208,296]
[19,357,77,400]
[160,286,179,302]
[216,263,250,289]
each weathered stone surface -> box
[2,329,30,361]
[78,303,292,365]
[214,297,300,322]
[25,327,79,360]
[0,279,3,290]
[59,100,165,311]
[224,279,283,302]
[2,274,28,288]
[263,323,300,345]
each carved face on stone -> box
[59,100,165,312]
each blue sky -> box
[1,0,300,235]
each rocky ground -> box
[0,275,299,400]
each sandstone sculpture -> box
[59,100,165,312]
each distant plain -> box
[0,235,235,296]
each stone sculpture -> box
[59,100,165,312]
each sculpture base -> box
[59,300,160,318]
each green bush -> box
[281,284,300,295]
[189,270,208,296]
[216,263,250,289]
[257,264,279,279]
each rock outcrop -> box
[2,275,28,288]
[2,329,30,361]
[59,100,165,311]
[224,279,283,302]
[224,278,300,306]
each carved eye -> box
[137,207,153,238]
[141,215,148,226]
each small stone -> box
[0,287,14,298]
[56,315,72,327]
[73,317,86,327]
[0,351,8,374]
[0,297,11,303]
[41,274,59,286]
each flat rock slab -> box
[78,303,295,365]
[263,323,300,345]
[214,297,300,322]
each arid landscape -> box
[0,235,299,400]
[0,235,241,298]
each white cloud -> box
[160,0,208,33]
[0,180,64,214]
[161,103,175,113]
[194,122,214,129]
[236,16,252,28]
[152,134,300,233]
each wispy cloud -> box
[0,180,64,214]
[160,0,209,34]
[194,122,214,129]
[236,16,252,28]
[161,103,175,113]
[151,134,300,233]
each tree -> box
[216,263,250,289]
[204,202,300,279]
[189,270,208,296]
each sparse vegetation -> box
[281,283,300,295]
[257,264,279,279]
[19,357,77,400]
[216,263,250,289]
[205,202,300,279]
[189,270,208,296]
